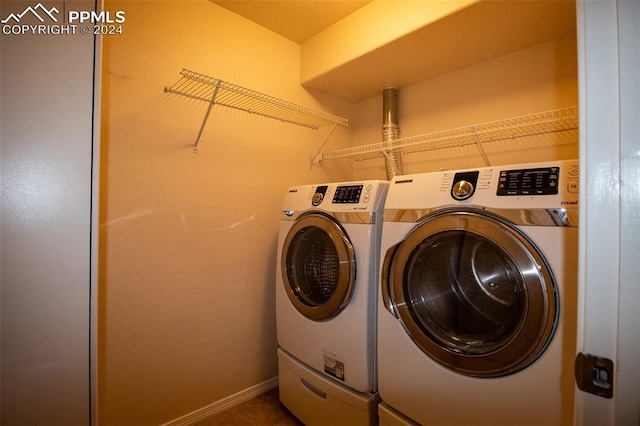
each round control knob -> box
[311,192,324,206]
[451,180,475,200]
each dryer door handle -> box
[381,244,400,317]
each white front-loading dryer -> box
[377,160,579,425]
[276,180,388,425]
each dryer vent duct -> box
[382,88,403,180]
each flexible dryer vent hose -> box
[382,87,403,180]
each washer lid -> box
[281,213,355,321]
[382,208,558,377]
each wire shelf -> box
[165,69,349,152]
[318,106,578,163]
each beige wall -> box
[350,34,579,179]
[99,1,351,424]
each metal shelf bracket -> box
[164,69,349,153]
[318,106,578,165]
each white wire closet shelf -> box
[164,69,349,152]
[315,106,578,165]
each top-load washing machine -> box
[276,180,388,425]
[377,159,579,425]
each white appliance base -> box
[277,348,379,426]
[378,402,419,426]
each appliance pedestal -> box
[277,348,379,426]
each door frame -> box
[576,0,640,423]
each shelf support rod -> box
[311,122,339,165]
[193,81,221,153]
[472,127,491,166]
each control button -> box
[568,181,579,193]
[568,165,580,176]
[312,192,324,206]
[366,184,373,192]
[364,193,370,203]
[452,180,475,200]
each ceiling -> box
[210,0,371,44]
[209,0,577,102]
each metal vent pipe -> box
[382,87,403,180]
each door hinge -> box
[575,352,614,399]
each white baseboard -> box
[163,376,279,426]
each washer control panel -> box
[332,184,363,204]
[304,182,387,210]
[286,181,389,215]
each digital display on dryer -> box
[333,185,363,203]
[497,167,559,196]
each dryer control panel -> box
[385,159,579,212]
[311,185,328,206]
[451,171,480,201]
[497,166,560,196]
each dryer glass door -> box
[384,209,558,377]
[282,213,355,321]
